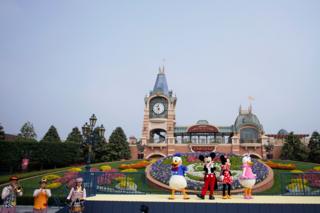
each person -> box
[1,176,23,213]
[168,153,189,200]
[67,177,86,213]
[196,152,217,200]
[220,155,233,199]
[33,178,51,213]
[239,154,257,199]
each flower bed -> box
[42,174,62,189]
[150,152,269,191]
[119,161,150,169]
[265,161,296,170]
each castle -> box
[129,68,309,160]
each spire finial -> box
[248,96,254,113]
[158,58,166,74]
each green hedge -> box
[0,141,83,173]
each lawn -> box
[258,159,320,195]
[1,158,319,205]
[0,159,164,205]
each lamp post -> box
[82,114,105,171]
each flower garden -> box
[260,160,320,195]
[149,152,270,191]
[3,156,319,206]
[38,160,153,194]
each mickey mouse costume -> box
[197,152,218,200]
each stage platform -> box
[84,194,320,213]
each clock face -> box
[153,103,165,115]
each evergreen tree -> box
[0,123,5,140]
[91,127,107,162]
[308,131,320,163]
[280,132,309,161]
[41,125,61,143]
[66,127,83,144]
[107,127,131,161]
[16,121,37,141]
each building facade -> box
[129,68,309,160]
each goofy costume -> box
[197,152,217,200]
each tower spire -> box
[153,65,169,96]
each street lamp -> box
[82,114,105,171]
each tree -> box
[308,131,320,163]
[0,123,5,140]
[91,127,107,162]
[264,143,274,159]
[41,125,61,143]
[280,132,309,161]
[16,121,37,142]
[66,127,83,144]
[107,127,131,161]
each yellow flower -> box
[119,180,135,188]
[115,177,133,182]
[313,166,320,171]
[68,167,82,172]
[121,168,138,172]
[290,169,303,173]
[42,174,61,181]
[100,165,112,171]
[291,178,308,184]
[47,182,62,189]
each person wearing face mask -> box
[67,177,86,213]
[1,176,23,213]
[33,178,51,213]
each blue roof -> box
[152,68,169,96]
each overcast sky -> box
[1,0,319,140]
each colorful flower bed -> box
[42,174,62,189]
[150,152,269,191]
[119,160,150,169]
[265,161,296,170]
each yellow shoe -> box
[222,195,228,199]
[168,195,175,200]
[227,195,232,199]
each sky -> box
[0,0,319,140]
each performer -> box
[197,152,217,200]
[33,178,51,213]
[1,176,23,213]
[67,177,86,213]
[168,153,189,200]
[239,154,256,199]
[220,155,233,199]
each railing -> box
[80,172,149,197]
[280,172,320,196]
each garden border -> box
[145,159,274,194]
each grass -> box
[2,158,319,205]
[0,159,165,205]
[0,167,73,185]
[258,159,320,195]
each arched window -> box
[150,129,167,143]
[240,127,259,143]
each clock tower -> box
[141,66,177,158]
